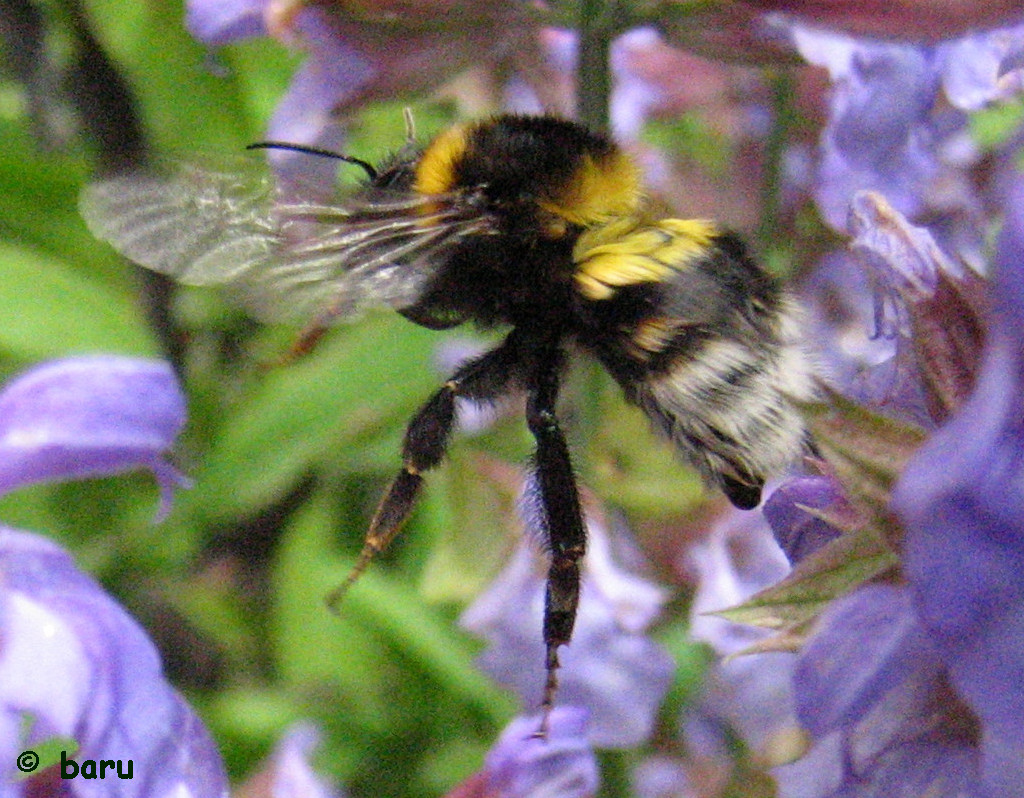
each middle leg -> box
[524,342,588,736]
[327,333,527,610]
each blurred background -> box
[2,1,1022,796]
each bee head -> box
[413,116,642,240]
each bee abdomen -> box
[625,300,816,509]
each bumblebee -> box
[82,114,816,729]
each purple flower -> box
[445,708,598,798]
[186,0,263,45]
[185,0,537,191]
[461,511,673,749]
[484,709,597,798]
[793,28,948,233]
[736,0,1024,42]
[0,528,228,797]
[684,511,800,759]
[788,24,1024,270]
[772,177,1024,795]
[937,25,1024,111]
[847,191,986,423]
[763,476,846,564]
[797,250,898,403]
[260,723,341,798]
[630,756,695,798]
[0,356,188,518]
[776,585,991,797]
[791,585,944,741]
[0,356,227,795]
[892,176,1024,768]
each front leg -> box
[327,335,524,610]
[525,344,587,737]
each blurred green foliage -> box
[0,2,711,795]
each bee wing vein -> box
[81,163,485,323]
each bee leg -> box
[524,348,586,739]
[326,338,522,611]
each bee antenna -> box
[246,141,378,181]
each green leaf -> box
[806,387,925,490]
[590,389,705,516]
[20,736,80,780]
[13,713,78,780]
[84,1,261,151]
[185,314,442,521]
[713,521,898,633]
[0,241,156,359]
[802,385,925,545]
[970,94,1024,153]
[0,133,104,272]
[418,451,520,604]
[271,494,514,731]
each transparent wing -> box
[80,157,492,323]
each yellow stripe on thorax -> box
[538,151,642,226]
[413,123,472,196]
[574,217,720,300]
